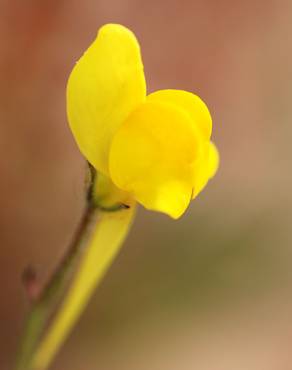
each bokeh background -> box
[1,0,292,369]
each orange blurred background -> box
[1,1,292,369]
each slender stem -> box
[16,203,97,370]
[30,204,135,370]
[16,163,135,370]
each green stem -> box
[16,204,97,370]
[16,164,136,370]
[30,204,135,370]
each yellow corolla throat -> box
[67,23,219,219]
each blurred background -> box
[1,0,292,369]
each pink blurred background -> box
[1,0,292,369]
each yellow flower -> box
[67,24,219,219]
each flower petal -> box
[128,177,192,219]
[192,141,219,198]
[147,89,212,139]
[67,24,146,174]
[109,100,202,218]
[208,141,219,178]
